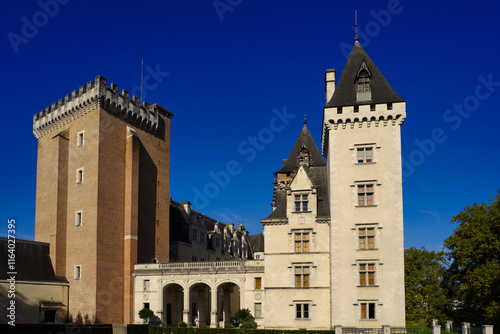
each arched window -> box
[357,69,370,92]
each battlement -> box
[33,75,173,138]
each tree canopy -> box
[444,191,500,328]
[405,247,449,326]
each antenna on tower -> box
[140,58,144,104]
[353,9,360,41]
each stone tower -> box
[33,75,173,323]
[322,41,406,326]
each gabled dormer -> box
[355,61,372,101]
[288,166,316,217]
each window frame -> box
[143,279,150,291]
[255,277,262,290]
[255,303,262,318]
[74,265,81,280]
[360,302,376,320]
[356,146,374,164]
[294,193,309,212]
[75,211,82,227]
[358,227,376,250]
[359,262,377,286]
[295,303,310,319]
[294,266,310,288]
[357,184,375,206]
[76,168,84,184]
[77,130,85,147]
[294,231,310,253]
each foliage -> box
[235,308,254,324]
[241,322,251,328]
[404,247,449,326]
[138,307,154,320]
[444,191,500,328]
[178,320,188,327]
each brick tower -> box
[33,75,173,323]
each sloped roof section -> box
[248,234,264,254]
[277,123,326,173]
[326,41,405,107]
[0,237,68,283]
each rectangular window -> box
[200,232,205,243]
[75,211,82,227]
[294,232,310,253]
[77,131,84,147]
[74,265,81,280]
[387,103,393,110]
[361,302,376,319]
[358,184,374,206]
[216,238,220,248]
[359,263,376,286]
[295,266,310,287]
[337,107,343,114]
[255,303,262,318]
[294,194,309,212]
[76,168,83,184]
[192,256,197,262]
[143,279,150,291]
[255,277,262,290]
[144,302,150,310]
[296,303,309,319]
[354,105,359,113]
[359,228,375,249]
[192,229,197,241]
[370,104,376,111]
[357,147,373,163]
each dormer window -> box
[357,72,370,92]
[295,194,309,212]
[356,61,372,101]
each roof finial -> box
[304,114,307,124]
[353,9,359,41]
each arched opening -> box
[190,283,212,328]
[217,282,241,328]
[163,283,184,326]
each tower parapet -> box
[32,75,172,138]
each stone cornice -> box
[33,75,173,139]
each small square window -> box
[144,302,150,310]
[77,131,84,147]
[356,147,373,163]
[337,107,343,114]
[76,168,83,184]
[296,303,310,319]
[294,194,309,212]
[354,106,359,113]
[74,265,81,280]
[370,104,376,111]
[361,302,376,319]
[387,103,393,110]
[75,211,82,227]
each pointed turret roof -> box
[277,123,326,173]
[326,41,405,107]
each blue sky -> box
[1,0,499,251]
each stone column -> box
[462,322,470,334]
[432,319,439,327]
[198,290,206,327]
[446,321,453,332]
[433,324,441,334]
[183,287,190,326]
[223,290,231,328]
[383,325,391,334]
[335,325,342,334]
[482,325,493,334]
[210,288,218,328]
[156,282,163,324]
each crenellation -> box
[33,75,167,138]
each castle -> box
[132,40,406,328]
[31,39,406,328]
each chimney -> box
[325,69,336,103]
[180,201,191,215]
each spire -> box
[304,114,307,124]
[354,9,359,41]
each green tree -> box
[138,307,155,322]
[405,247,449,326]
[444,191,500,327]
[234,308,254,324]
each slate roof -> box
[277,123,326,173]
[0,237,68,283]
[247,234,264,254]
[326,41,405,107]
